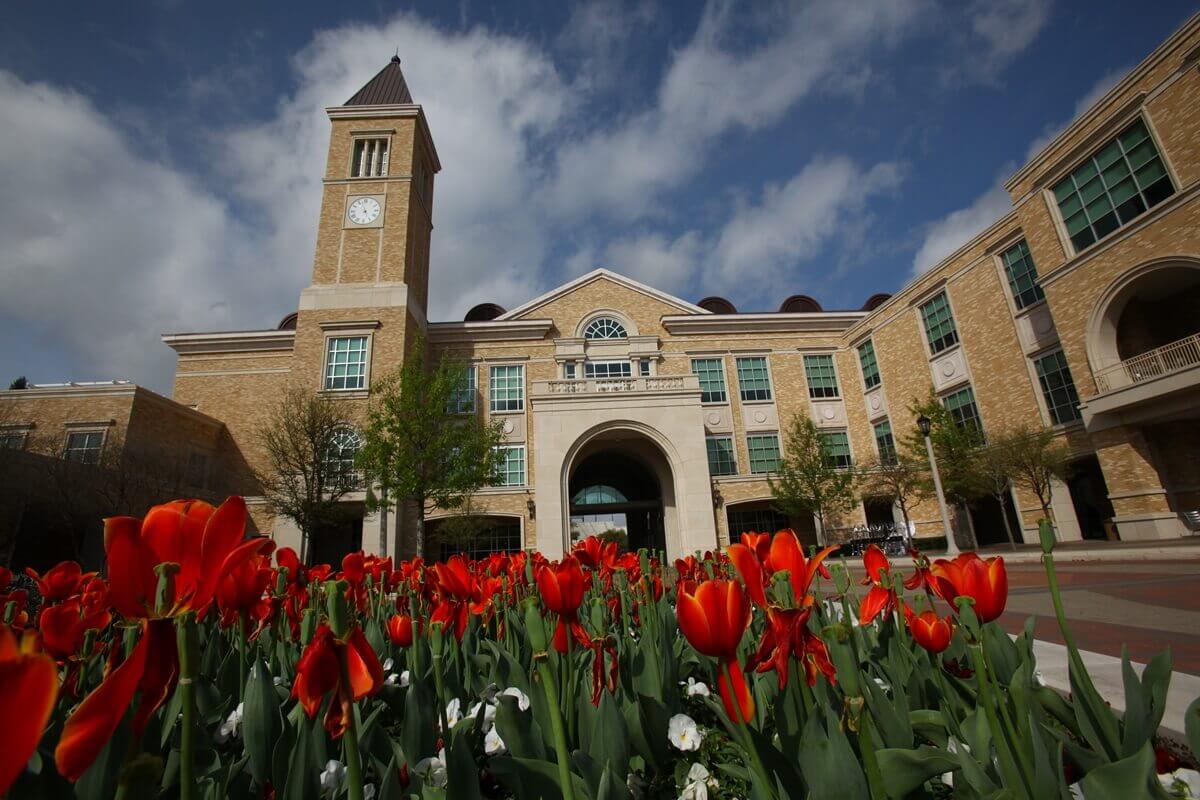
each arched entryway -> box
[564,427,677,555]
[427,514,523,560]
[725,499,818,547]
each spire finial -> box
[391,49,400,64]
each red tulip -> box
[216,551,275,628]
[857,545,901,626]
[908,610,954,653]
[386,614,414,647]
[25,561,91,603]
[728,530,836,608]
[676,579,754,723]
[0,624,58,795]
[747,606,835,689]
[930,553,1008,623]
[38,597,111,661]
[292,624,383,738]
[536,556,590,652]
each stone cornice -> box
[161,329,296,356]
[662,312,866,335]
[428,319,553,343]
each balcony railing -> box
[1094,332,1200,393]
[533,375,700,397]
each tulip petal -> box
[132,620,179,736]
[0,626,58,796]
[675,588,716,657]
[862,544,890,584]
[716,659,755,724]
[727,544,767,608]
[858,586,892,627]
[105,517,159,618]
[345,628,384,702]
[56,623,150,781]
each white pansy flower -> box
[362,785,376,800]
[273,676,285,687]
[385,672,399,686]
[684,677,710,697]
[414,750,448,788]
[668,713,703,751]
[382,658,394,672]
[468,701,498,726]
[319,760,346,797]
[500,686,531,711]
[679,762,714,800]
[484,726,507,755]
[399,670,411,688]
[215,703,244,744]
[1161,768,1200,798]
[444,698,463,728]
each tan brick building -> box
[160,18,1200,562]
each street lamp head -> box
[917,414,932,437]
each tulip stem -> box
[967,643,1029,799]
[176,615,198,800]
[338,649,366,800]
[535,658,578,800]
[720,661,774,799]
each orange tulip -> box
[386,614,414,647]
[0,624,58,795]
[25,561,92,603]
[292,624,383,738]
[908,610,953,653]
[857,545,901,626]
[728,529,836,609]
[747,606,835,689]
[930,553,1008,623]
[676,579,755,723]
[536,556,590,652]
[38,597,111,661]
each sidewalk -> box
[885,536,1200,566]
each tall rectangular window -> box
[873,420,897,465]
[446,366,476,414]
[1052,118,1174,253]
[820,430,853,469]
[494,445,526,487]
[690,358,728,403]
[1000,239,1045,309]
[858,339,881,390]
[489,365,524,412]
[1034,349,1083,425]
[324,336,368,391]
[65,431,104,464]
[564,362,577,380]
[350,138,389,177]
[920,292,959,355]
[584,361,632,379]
[705,436,738,476]
[736,357,773,402]
[639,360,651,377]
[803,354,840,399]
[0,431,27,450]
[943,386,984,437]
[746,433,781,474]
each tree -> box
[969,441,1021,550]
[858,453,930,542]
[357,340,505,557]
[8,376,27,390]
[769,414,858,546]
[1002,424,1072,532]
[256,385,360,564]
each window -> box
[564,362,577,380]
[0,431,27,450]
[705,436,738,476]
[1034,349,1083,425]
[324,427,363,489]
[858,339,881,390]
[1052,118,1174,253]
[1000,239,1045,310]
[736,357,773,402]
[820,430,853,469]
[436,517,521,561]
[943,386,984,437]
[873,420,897,465]
[351,137,389,177]
[65,431,104,464]
[494,445,526,487]
[690,358,728,403]
[324,336,369,391]
[582,317,627,340]
[584,361,632,379]
[727,505,790,539]
[803,354,840,399]
[746,433,781,474]
[489,365,524,412]
[639,360,651,377]
[447,366,476,414]
[920,293,959,355]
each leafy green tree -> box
[1001,424,1072,530]
[858,452,930,541]
[969,442,1021,550]
[770,414,858,546]
[357,339,505,556]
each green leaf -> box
[446,730,483,800]
[281,714,320,800]
[243,658,282,787]
[1078,741,1155,800]
[797,710,869,800]
[909,710,949,748]
[876,747,958,799]
[495,694,546,761]
[590,691,629,780]
[862,671,912,749]
[74,716,130,800]
[597,765,630,800]
[488,756,591,800]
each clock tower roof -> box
[344,55,414,106]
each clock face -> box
[347,196,381,225]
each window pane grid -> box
[65,432,104,464]
[324,336,368,390]
[705,436,738,476]
[584,361,632,379]
[873,420,897,465]
[494,445,526,487]
[943,387,984,436]
[691,358,728,403]
[858,340,881,390]
[447,367,476,414]
[438,518,521,561]
[920,293,959,354]
[727,506,789,538]
[820,431,853,469]
[746,433,781,474]
[736,357,773,402]
[1001,239,1045,309]
[803,354,840,399]
[351,138,389,178]
[582,318,627,339]
[1034,350,1082,425]
[324,427,363,489]
[489,365,525,412]
[1052,119,1174,253]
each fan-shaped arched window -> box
[324,427,363,489]
[571,484,628,506]
[583,317,627,340]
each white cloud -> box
[601,231,705,293]
[911,180,1011,275]
[951,0,1053,84]
[1025,67,1127,161]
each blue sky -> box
[0,1,1195,393]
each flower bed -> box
[1,497,1198,798]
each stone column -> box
[1093,425,1185,540]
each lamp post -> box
[918,414,959,556]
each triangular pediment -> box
[499,269,708,321]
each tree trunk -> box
[814,512,826,547]
[414,505,425,558]
[378,487,389,558]
[995,491,1018,551]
